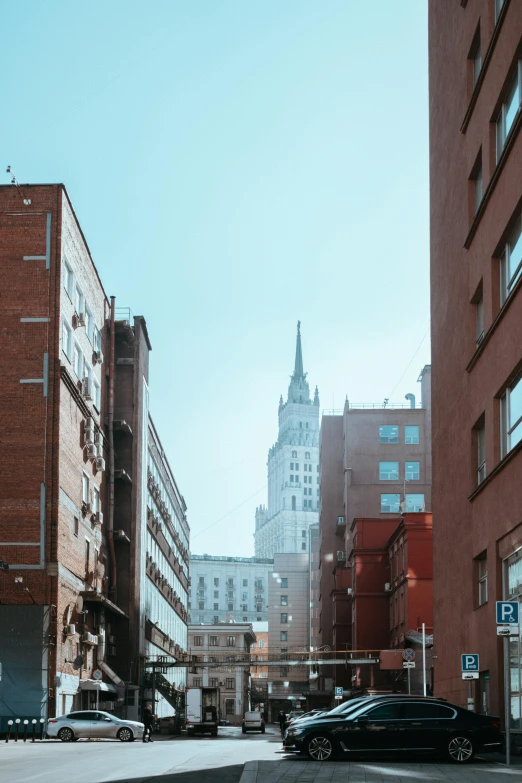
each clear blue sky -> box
[3,0,430,557]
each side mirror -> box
[104,717,112,722]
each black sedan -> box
[283,696,502,763]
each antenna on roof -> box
[6,165,31,205]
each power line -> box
[387,322,431,400]
[191,484,267,540]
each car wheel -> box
[306,734,335,761]
[58,727,74,742]
[117,727,134,742]
[447,735,475,763]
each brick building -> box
[429,0,522,724]
[0,184,189,729]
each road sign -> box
[497,625,519,636]
[92,668,102,680]
[403,648,415,662]
[403,662,415,669]
[462,672,479,680]
[334,686,343,700]
[461,654,479,672]
[496,601,519,625]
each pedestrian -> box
[278,710,286,739]
[143,704,154,743]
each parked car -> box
[283,709,305,732]
[47,710,144,742]
[283,696,502,763]
[242,711,265,734]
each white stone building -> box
[254,322,320,558]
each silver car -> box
[47,710,144,742]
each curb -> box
[239,760,258,783]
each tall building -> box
[254,323,320,558]
[0,184,189,729]
[429,0,522,721]
[188,555,272,624]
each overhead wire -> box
[387,321,431,401]
[191,484,267,540]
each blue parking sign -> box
[461,654,479,671]
[335,687,343,697]
[496,601,519,625]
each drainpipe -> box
[97,630,125,705]
[108,296,117,602]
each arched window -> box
[292,496,296,510]
[305,452,310,459]
[292,450,297,458]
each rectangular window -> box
[214,591,219,599]
[210,636,219,646]
[495,0,505,22]
[500,216,522,304]
[242,593,247,600]
[73,343,83,378]
[281,595,288,606]
[214,578,219,586]
[472,158,483,216]
[381,493,400,513]
[379,461,399,480]
[243,579,248,587]
[63,256,73,299]
[85,538,90,573]
[478,553,488,606]
[477,422,486,484]
[259,639,265,648]
[302,530,306,537]
[93,378,101,411]
[476,293,484,346]
[226,636,236,647]
[501,371,522,456]
[405,425,419,444]
[290,462,294,470]
[225,678,235,689]
[198,602,204,610]
[405,493,425,512]
[405,461,420,481]
[228,603,233,611]
[74,284,84,316]
[280,578,288,588]
[92,486,100,514]
[93,326,102,354]
[280,631,287,641]
[82,473,90,505]
[301,542,306,550]
[225,699,234,715]
[242,604,247,611]
[209,678,218,687]
[62,319,72,360]
[213,615,219,623]
[199,576,205,584]
[193,677,202,687]
[379,425,399,443]
[280,648,287,659]
[295,463,299,470]
[84,305,93,343]
[280,613,288,624]
[213,603,218,610]
[280,667,288,677]
[73,516,79,537]
[472,39,481,89]
[496,63,522,160]
[193,636,203,646]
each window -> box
[92,486,100,514]
[73,516,79,537]
[242,593,247,600]
[213,603,218,610]
[85,538,90,573]
[193,677,202,687]
[305,451,310,458]
[257,616,262,621]
[209,678,218,687]
[469,27,481,89]
[501,371,522,456]
[193,635,203,645]
[500,216,522,304]
[476,291,484,346]
[280,631,287,641]
[73,343,83,378]
[259,639,265,648]
[93,378,101,411]
[405,425,419,444]
[213,616,219,623]
[226,678,235,689]
[379,425,398,444]
[280,666,288,676]
[280,648,287,659]
[62,319,72,360]
[243,579,248,587]
[93,326,102,354]
[227,603,233,611]
[242,604,247,611]
[281,595,288,606]
[63,256,73,299]
[199,576,205,584]
[226,636,236,647]
[210,636,219,646]
[214,591,219,598]
[405,461,420,481]
[302,530,306,537]
[280,613,288,624]
[82,473,90,505]
[496,63,522,160]
[405,493,425,512]
[280,578,288,588]
[198,602,204,610]
[495,0,505,24]
[380,494,400,513]
[295,463,299,471]
[379,461,399,480]
[477,422,486,484]
[291,496,296,510]
[290,475,294,482]
[364,703,402,720]
[74,284,84,316]
[301,542,306,550]
[84,305,93,343]
[477,553,488,606]
[401,702,455,719]
[292,451,297,458]
[290,462,294,470]
[214,578,219,586]
[225,699,234,715]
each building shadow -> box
[98,766,244,783]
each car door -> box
[67,711,94,738]
[338,701,404,753]
[399,702,457,750]
[91,711,118,738]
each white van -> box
[242,711,265,734]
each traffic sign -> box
[403,648,415,662]
[334,686,343,700]
[462,672,479,680]
[92,669,102,680]
[403,662,415,669]
[461,654,479,672]
[496,601,519,625]
[497,625,519,636]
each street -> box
[1,726,520,783]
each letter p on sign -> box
[496,601,519,625]
[461,654,479,671]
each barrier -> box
[4,717,46,743]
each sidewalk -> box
[239,756,522,782]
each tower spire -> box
[293,320,304,378]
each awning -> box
[78,679,117,693]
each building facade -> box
[187,623,256,725]
[429,0,522,724]
[188,555,273,624]
[254,323,320,558]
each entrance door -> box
[480,672,490,715]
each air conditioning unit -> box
[95,457,106,472]
[94,511,103,526]
[96,442,103,458]
[337,516,345,525]
[336,551,346,561]
[81,632,98,646]
[82,501,92,514]
[384,583,391,592]
[93,349,104,365]
[94,429,102,445]
[82,378,93,400]
[86,443,97,459]
[84,419,94,445]
[64,624,76,636]
[75,310,86,327]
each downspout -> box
[97,630,125,705]
[108,296,117,602]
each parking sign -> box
[461,654,479,671]
[334,686,343,700]
[496,602,519,625]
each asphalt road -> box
[1,726,283,783]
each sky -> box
[2,0,430,557]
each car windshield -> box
[326,697,372,716]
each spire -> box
[293,320,304,378]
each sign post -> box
[334,686,343,701]
[496,601,519,767]
[461,654,479,711]
[403,649,415,695]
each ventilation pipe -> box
[405,393,416,409]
